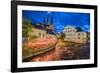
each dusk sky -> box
[22,10,90,33]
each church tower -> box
[43,12,54,32]
[49,15,54,31]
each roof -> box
[32,24,55,34]
[33,24,46,30]
[47,31,55,34]
[75,27,83,32]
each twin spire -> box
[43,13,53,25]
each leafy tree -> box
[22,19,32,40]
[59,33,65,41]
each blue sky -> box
[22,10,90,33]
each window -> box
[39,33,41,36]
[67,28,69,30]
[78,37,80,39]
[78,33,80,36]
[43,33,45,37]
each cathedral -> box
[28,14,55,39]
[33,14,54,33]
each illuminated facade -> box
[63,25,87,43]
[28,27,47,38]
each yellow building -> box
[63,25,87,43]
[28,27,47,39]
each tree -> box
[22,19,32,40]
[59,33,65,41]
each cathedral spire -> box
[43,16,45,24]
[50,15,53,24]
[43,16,48,25]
